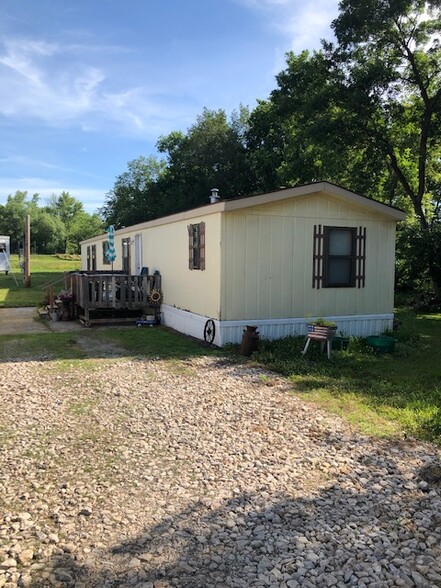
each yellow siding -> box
[82,214,222,319]
[221,191,397,320]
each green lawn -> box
[0,254,80,307]
[250,309,441,444]
[1,258,440,446]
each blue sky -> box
[0,0,339,213]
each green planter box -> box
[366,335,397,353]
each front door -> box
[134,234,143,275]
[122,238,131,274]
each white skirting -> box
[161,304,394,347]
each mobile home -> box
[81,182,405,345]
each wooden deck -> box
[68,272,161,325]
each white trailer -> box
[0,236,11,274]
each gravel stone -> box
[0,350,440,587]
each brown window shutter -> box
[355,226,366,288]
[312,224,324,289]
[199,222,205,271]
[188,224,194,270]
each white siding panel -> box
[221,192,398,321]
[161,305,393,346]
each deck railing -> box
[68,272,161,323]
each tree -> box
[245,0,441,295]
[45,192,86,251]
[329,0,441,225]
[46,191,84,227]
[66,212,103,254]
[102,108,255,227]
[329,0,441,294]
[0,191,39,251]
[246,50,398,202]
[0,190,102,254]
[100,156,166,228]
[32,210,66,254]
[156,107,254,212]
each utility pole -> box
[24,214,31,288]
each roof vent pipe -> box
[209,188,220,204]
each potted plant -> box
[57,289,74,320]
[306,318,338,341]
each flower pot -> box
[50,311,61,322]
[306,324,337,341]
[366,335,397,353]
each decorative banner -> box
[106,225,116,262]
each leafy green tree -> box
[46,191,83,228]
[156,107,254,212]
[246,0,440,295]
[102,108,255,227]
[246,50,395,202]
[101,156,166,227]
[329,0,441,228]
[66,212,103,254]
[0,191,39,251]
[31,210,66,254]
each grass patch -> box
[67,398,101,416]
[0,333,86,361]
[94,326,219,359]
[0,254,80,307]
[248,309,441,444]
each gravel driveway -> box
[0,341,440,588]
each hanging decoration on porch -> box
[148,288,162,305]
[106,225,116,265]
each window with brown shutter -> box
[313,225,366,288]
[188,222,205,270]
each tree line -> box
[101,0,441,298]
[0,191,102,255]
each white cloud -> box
[0,155,106,180]
[236,0,339,53]
[0,35,190,138]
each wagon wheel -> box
[203,319,216,344]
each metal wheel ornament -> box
[203,319,216,344]
[148,289,162,305]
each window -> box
[102,241,111,265]
[188,222,205,270]
[324,227,356,287]
[87,246,91,271]
[313,225,366,289]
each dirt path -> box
[0,307,83,336]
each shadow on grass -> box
[28,444,441,587]
[0,326,220,365]
[251,311,441,443]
